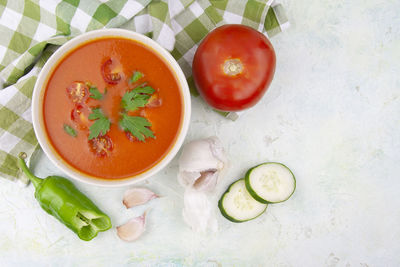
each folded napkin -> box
[0,0,289,183]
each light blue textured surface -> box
[1,0,400,265]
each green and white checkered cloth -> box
[0,0,289,183]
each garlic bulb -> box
[178,136,227,192]
[116,213,146,242]
[123,187,158,209]
[182,188,218,233]
[178,137,227,233]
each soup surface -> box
[43,37,182,179]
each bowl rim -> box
[32,29,191,187]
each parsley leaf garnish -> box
[121,86,155,112]
[63,124,77,137]
[129,71,143,84]
[89,86,104,100]
[88,108,111,140]
[119,114,155,142]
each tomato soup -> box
[43,37,182,179]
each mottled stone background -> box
[1,0,399,266]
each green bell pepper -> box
[18,152,112,241]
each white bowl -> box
[32,29,191,187]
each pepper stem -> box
[17,152,43,189]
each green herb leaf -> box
[88,108,102,120]
[129,71,143,84]
[119,114,155,142]
[133,86,154,94]
[63,124,77,137]
[121,86,155,112]
[89,86,103,100]
[88,108,111,140]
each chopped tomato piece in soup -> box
[66,82,89,104]
[101,58,123,84]
[146,93,162,108]
[88,135,113,157]
[70,104,91,130]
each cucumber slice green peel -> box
[218,179,267,223]
[245,162,296,204]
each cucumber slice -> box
[218,179,267,223]
[245,162,295,204]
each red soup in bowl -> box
[37,32,189,184]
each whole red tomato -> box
[192,24,276,111]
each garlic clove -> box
[123,187,158,209]
[116,213,146,242]
[178,137,227,191]
[208,136,227,167]
[193,169,218,192]
[182,188,217,233]
[178,138,220,173]
[177,170,201,188]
